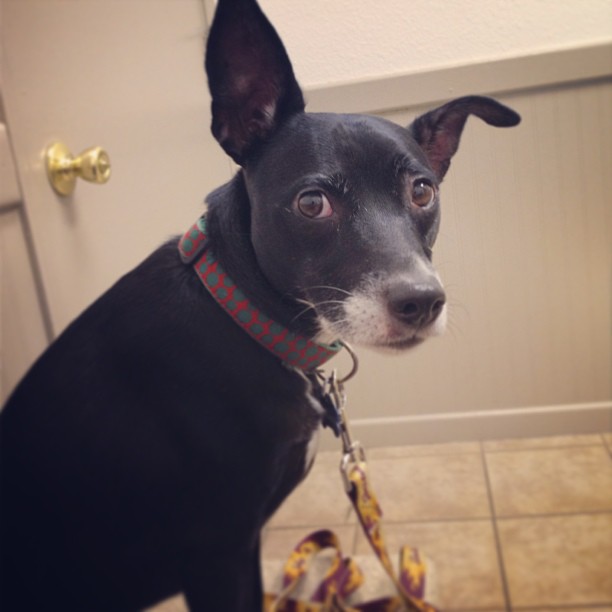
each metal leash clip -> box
[318,342,367,492]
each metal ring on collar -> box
[337,340,359,384]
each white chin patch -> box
[313,274,447,349]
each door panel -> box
[0,207,49,401]
[2,0,231,334]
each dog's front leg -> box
[182,538,263,611]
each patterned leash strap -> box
[264,529,364,612]
[342,451,437,612]
[264,367,439,612]
[335,369,438,612]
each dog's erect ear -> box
[205,0,305,164]
[409,96,520,180]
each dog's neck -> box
[206,174,313,330]
[183,174,341,370]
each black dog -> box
[0,0,519,609]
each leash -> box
[265,344,439,612]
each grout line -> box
[600,432,612,459]
[356,515,491,526]
[267,508,612,532]
[349,521,360,556]
[0,202,21,214]
[512,605,612,611]
[266,515,495,532]
[344,500,356,524]
[364,447,482,457]
[495,509,612,521]
[480,441,513,612]
[482,441,608,454]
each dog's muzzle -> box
[313,272,447,350]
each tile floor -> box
[262,433,612,611]
[152,433,612,611]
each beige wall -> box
[257,0,612,88]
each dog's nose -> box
[387,281,446,327]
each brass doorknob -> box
[46,142,111,196]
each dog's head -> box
[205,0,520,350]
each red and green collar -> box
[178,216,342,371]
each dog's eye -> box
[297,191,333,219]
[411,180,435,208]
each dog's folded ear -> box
[409,96,520,180]
[205,0,305,165]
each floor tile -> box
[266,460,353,528]
[355,520,505,610]
[367,441,480,459]
[498,513,612,608]
[483,434,603,451]
[312,448,343,465]
[366,453,491,521]
[486,446,612,516]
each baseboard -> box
[319,401,612,450]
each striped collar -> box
[178,216,342,371]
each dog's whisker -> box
[291,297,348,325]
[313,299,347,308]
[294,296,316,308]
[306,285,354,298]
[291,303,318,324]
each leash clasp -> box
[315,340,364,491]
[324,367,366,493]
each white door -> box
[2,0,230,336]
